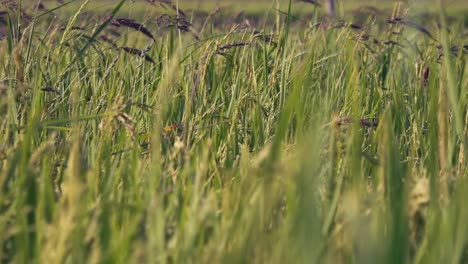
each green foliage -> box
[0,0,467,263]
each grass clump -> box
[0,0,467,263]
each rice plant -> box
[0,0,467,263]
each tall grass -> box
[0,0,467,263]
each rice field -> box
[0,0,467,263]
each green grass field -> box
[0,0,467,263]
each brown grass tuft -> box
[120,46,155,63]
[13,47,24,85]
[334,116,379,129]
[41,86,62,96]
[155,14,200,40]
[253,31,278,46]
[114,18,155,40]
[387,17,436,41]
[217,42,250,52]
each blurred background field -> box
[39,0,468,16]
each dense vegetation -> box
[0,0,467,263]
